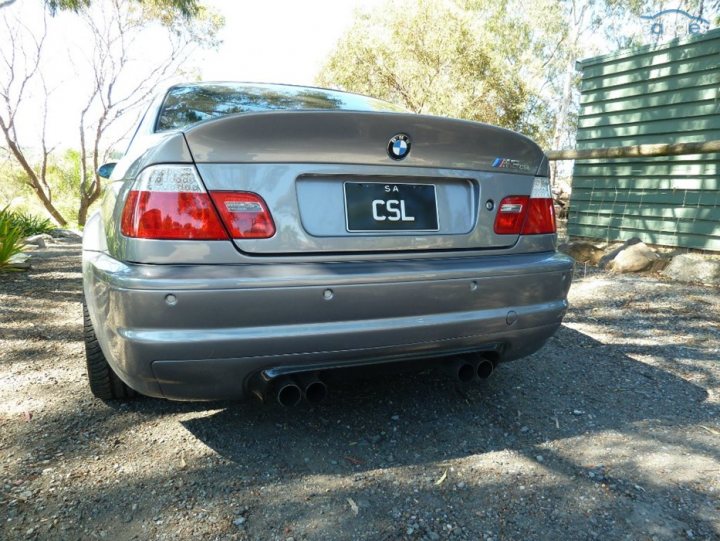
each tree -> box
[75,0,223,225]
[0,0,201,17]
[0,0,223,226]
[0,15,68,224]
[317,0,547,143]
[319,0,719,161]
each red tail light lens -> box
[521,197,556,234]
[210,192,276,239]
[121,166,227,240]
[494,196,528,235]
[121,191,228,240]
[494,177,556,236]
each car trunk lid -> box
[184,111,547,255]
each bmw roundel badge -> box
[388,133,411,160]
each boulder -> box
[606,241,660,273]
[662,254,720,285]
[598,237,642,269]
[557,241,605,265]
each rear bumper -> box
[82,251,573,400]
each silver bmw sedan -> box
[82,82,573,405]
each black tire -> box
[83,302,136,400]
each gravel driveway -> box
[1,240,719,541]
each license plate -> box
[344,182,439,232]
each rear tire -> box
[83,302,136,400]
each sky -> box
[196,0,383,85]
[1,0,383,151]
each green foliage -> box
[45,0,200,17]
[318,0,720,149]
[0,149,86,229]
[132,1,224,49]
[317,0,555,146]
[0,207,26,270]
[3,208,54,237]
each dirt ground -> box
[1,240,719,541]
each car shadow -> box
[171,324,720,537]
[180,324,717,469]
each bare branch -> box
[0,9,67,225]
[74,0,221,225]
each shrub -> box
[0,207,54,237]
[0,208,25,271]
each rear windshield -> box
[155,83,406,132]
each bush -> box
[0,207,55,237]
[0,208,25,271]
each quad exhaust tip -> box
[445,354,495,383]
[255,355,494,406]
[251,373,328,407]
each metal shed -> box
[568,27,720,251]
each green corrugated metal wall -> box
[568,28,720,251]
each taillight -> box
[209,192,276,239]
[121,165,276,241]
[522,176,556,234]
[121,166,227,240]
[494,177,556,235]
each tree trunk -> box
[77,199,90,227]
[77,173,103,227]
[549,58,576,188]
[32,183,68,226]
[0,123,68,226]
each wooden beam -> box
[547,139,720,161]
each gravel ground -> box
[1,240,719,541]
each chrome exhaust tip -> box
[297,373,327,404]
[446,358,476,383]
[476,358,494,379]
[275,378,302,407]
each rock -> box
[558,241,605,265]
[24,234,53,248]
[7,253,31,270]
[662,254,720,285]
[606,241,659,273]
[233,517,246,527]
[598,237,643,269]
[49,228,82,239]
